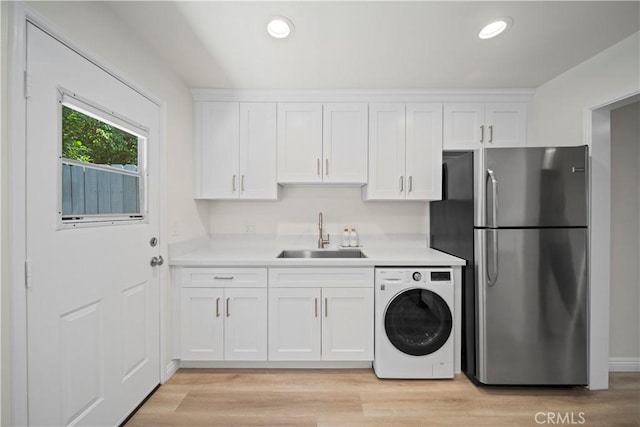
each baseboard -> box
[162,359,180,383]
[179,360,373,369]
[609,357,640,372]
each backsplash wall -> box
[208,186,429,239]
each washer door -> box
[384,288,452,356]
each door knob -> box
[150,256,164,267]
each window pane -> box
[62,105,138,167]
[61,105,143,220]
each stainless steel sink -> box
[276,249,366,259]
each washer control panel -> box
[376,268,453,288]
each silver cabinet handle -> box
[400,176,404,193]
[489,125,493,143]
[324,298,328,317]
[216,297,220,317]
[214,276,234,280]
[480,125,485,143]
[409,176,413,193]
[314,298,318,317]
[317,158,320,176]
[150,256,163,267]
[232,175,236,192]
[325,159,329,176]
[241,175,245,192]
[226,298,230,317]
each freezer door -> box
[475,228,588,385]
[479,146,588,227]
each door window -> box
[384,288,452,356]
[59,91,147,226]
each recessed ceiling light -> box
[479,17,513,40]
[267,16,294,39]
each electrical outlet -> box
[245,223,256,234]
[171,220,180,237]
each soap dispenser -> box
[342,227,350,247]
[349,227,359,247]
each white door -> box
[224,288,268,361]
[197,102,240,198]
[485,102,528,148]
[268,288,321,361]
[239,103,277,199]
[443,102,485,150]
[366,103,406,200]
[406,103,443,200]
[181,288,224,361]
[321,288,374,361]
[26,23,160,426]
[322,103,368,183]
[277,103,323,183]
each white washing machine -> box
[374,268,454,379]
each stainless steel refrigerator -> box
[431,146,588,385]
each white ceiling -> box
[109,1,640,90]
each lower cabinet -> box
[179,266,374,364]
[268,287,374,361]
[181,287,267,361]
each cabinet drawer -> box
[269,268,373,288]
[181,268,267,288]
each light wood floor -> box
[125,369,640,427]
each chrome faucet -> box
[318,212,330,249]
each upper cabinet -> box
[277,103,323,183]
[443,102,527,150]
[365,103,442,200]
[277,103,368,184]
[322,103,368,183]
[192,91,531,201]
[195,102,277,200]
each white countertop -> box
[169,234,466,267]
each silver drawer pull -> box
[572,167,585,173]
[214,276,234,280]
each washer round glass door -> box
[384,288,453,356]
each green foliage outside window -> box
[62,106,138,165]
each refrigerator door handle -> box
[486,169,498,227]
[487,229,499,287]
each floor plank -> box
[125,370,640,427]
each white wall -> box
[529,32,640,147]
[209,186,429,239]
[610,102,640,358]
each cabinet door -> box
[365,103,406,200]
[322,103,368,183]
[406,103,443,200]
[196,102,240,199]
[181,288,224,361]
[224,288,267,361]
[277,103,323,183]
[443,103,484,150]
[239,103,278,199]
[268,288,321,361]
[321,288,374,361]
[485,102,527,148]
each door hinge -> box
[23,71,31,99]
[25,260,32,289]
